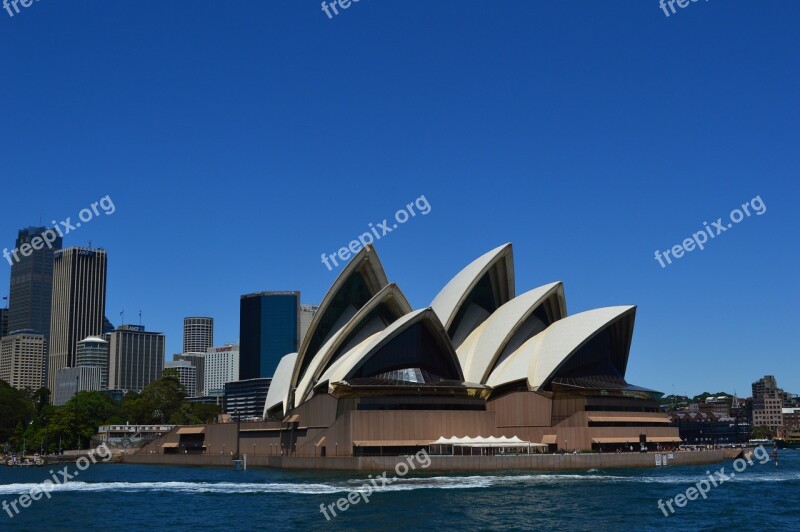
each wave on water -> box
[0,470,797,496]
[0,481,341,496]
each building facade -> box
[183,317,214,354]
[783,408,800,433]
[0,307,8,338]
[223,378,271,420]
[48,247,108,392]
[299,304,318,345]
[53,365,102,406]
[107,325,165,393]
[688,396,731,416]
[752,375,779,399]
[174,352,206,397]
[0,331,46,390]
[752,392,784,433]
[670,411,750,445]
[204,344,239,395]
[239,291,299,380]
[7,227,62,348]
[76,336,110,390]
[165,360,197,398]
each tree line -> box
[0,371,219,452]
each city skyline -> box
[0,232,797,398]
[0,1,797,398]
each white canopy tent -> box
[430,435,548,455]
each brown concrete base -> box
[121,449,747,472]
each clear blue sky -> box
[1,1,797,397]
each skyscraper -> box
[0,331,46,390]
[0,307,8,338]
[108,324,165,393]
[7,227,62,345]
[48,247,107,392]
[204,344,239,395]
[53,366,102,406]
[174,352,205,397]
[239,291,299,380]
[164,360,197,398]
[299,304,319,345]
[76,336,110,390]
[183,317,214,353]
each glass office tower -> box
[8,226,62,344]
[48,247,108,392]
[239,291,299,380]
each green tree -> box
[28,387,51,419]
[190,403,221,424]
[120,391,148,424]
[41,405,78,451]
[169,403,202,425]
[0,380,35,445]
[691,392,732,404]
[751,425,774,439]
[71,391,121,447]
[125,376,187,424]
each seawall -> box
[121,449,747,471]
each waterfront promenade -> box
[121,448,747,472]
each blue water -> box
[1,450,799,531]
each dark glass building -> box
[239,291,299,380]
[223,378,271,419]
[7,226,62,344]
[0,307,8,338]
[670,411,752,445]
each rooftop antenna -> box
[139,310,142,326]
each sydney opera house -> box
[246,242,681,457]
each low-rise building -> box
[670,411,750,445]
[783,408,800,432]
[96,424,175,449]
[224,378,271,420]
